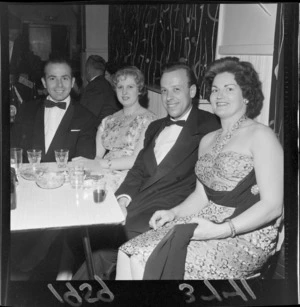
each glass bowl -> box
[20,165,48,181]
[36,171,65,189]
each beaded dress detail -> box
[119,115,280,279]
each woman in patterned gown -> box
[115,57,283,280]
[74,66,157,191]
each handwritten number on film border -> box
[47,275,114,306]
[179,279,257,303]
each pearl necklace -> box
[211,114,247,157]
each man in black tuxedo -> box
[80,55,121,126]
[11,57,97,163]
[10,58,97,280]
[73,63,221,279]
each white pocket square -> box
[71,129,81,132]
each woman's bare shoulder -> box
[246,121,278,141]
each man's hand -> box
[118,197,130,220]
[149,210,175,230]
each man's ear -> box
[41,77,46,88]
[189,84,197,98]
[71,77,75,88]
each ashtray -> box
[20,165,48,181]
[36,171,65,189]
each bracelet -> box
[107,159,112,169]
[225,218,236,238]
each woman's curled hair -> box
[111,66,147,97]
[204,57,264,119]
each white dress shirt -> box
[154,107,192,165]
[44,96,71,153]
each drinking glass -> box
[93,180,107,203]
[10,148,23,175]
[27,149,42,169]
[54,149,69,168]
[69,164,85,189]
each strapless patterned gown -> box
[119,151,280,279]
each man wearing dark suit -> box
[80,55,121,126]
[73,63,220,280]
[10,57,97,280]
[9,12,43,110]
[11,57,97,163]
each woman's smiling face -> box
[116,75,139,107]
[210,72,246,119]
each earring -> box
[244,99,249,105]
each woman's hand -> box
[190,217,231,240]
[97,158,109,169]
[149,210,175,230]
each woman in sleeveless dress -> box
[115,57,283,279]
[74,66,157,191]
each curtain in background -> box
[108,4,219,97]
[268,3,284,146]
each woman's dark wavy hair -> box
[204,57,264,119]
[111,66,147,97]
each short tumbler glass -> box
[93,181,107,203]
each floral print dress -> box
[96,110,157,191]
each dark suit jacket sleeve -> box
[201,110,221,134]
[80,77,121,126]
[115,121,157,199]
[96,92,120,125]
[73,106,98,159]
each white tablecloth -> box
[11,162,125,231]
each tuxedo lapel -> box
[45,102,74,159]
[141,107,200,191]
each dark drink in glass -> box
[93,189,106,203]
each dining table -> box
[10,161,125,280]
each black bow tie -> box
[44,100,67,110]
[165,118,186,127]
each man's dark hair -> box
[87,55,106,72]
[161,62,197,88]
[43,56,73,77]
